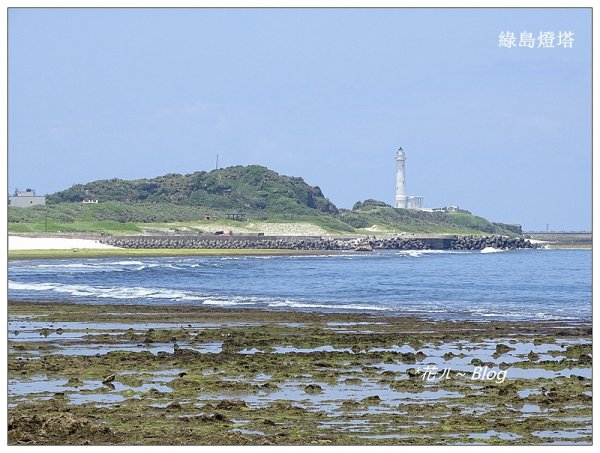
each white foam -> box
[400,307,449,313]
[9,281,62,291]
[36,263,95,269]
[267,300,392,311]
[289,254,341,259]
[403,250,425,257]
[32,260,149,272]
[202,299,257,306]
[480,247,505,254]
[107,261,146,266]
[393,250,465,257]
[8,280,204,301]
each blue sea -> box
[8,249,591,322]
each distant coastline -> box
[524,231,592,249]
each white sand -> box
[362,224,389,233]
[141,221,335,237]
[184,222,333,237]
[9,236,118,250]
[243,222,331,236]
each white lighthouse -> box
[395,146,424,210]
[395,147,407,208]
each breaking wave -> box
[8,250,591,321]
[480,247,506,254]
[266,300,393,311]
[8,281,205,301]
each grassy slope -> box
[8,220,142,234]
[8,201,355,235]
[8,205,518,236]
[343,205,520,236]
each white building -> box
[395,147,423,209]
[9,188,46,207]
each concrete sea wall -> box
[99,234,536,251]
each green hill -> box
[342,200,522,235]
[9,166,522,236]
[47,165,337,216]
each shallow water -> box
[9,371,177,407]
[7,279,592,447]
[8,320,260,333]
[10,341,223,357]
[532,429,592,439]
[273,345,353,354]
[212,379,464,415]
[469,430,522,441]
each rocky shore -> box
[8,301,591,445]
[99,234,536,251]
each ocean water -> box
[8,249,591,321]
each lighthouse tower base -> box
[395,196,423,210]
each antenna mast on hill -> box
[216,154,219,170]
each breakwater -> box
[99,234,535,251]
[525,232,592,247]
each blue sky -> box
[8,8,591,231]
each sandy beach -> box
[8,236,118,250]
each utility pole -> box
[45,209,48,233]
[546,224,549,233]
